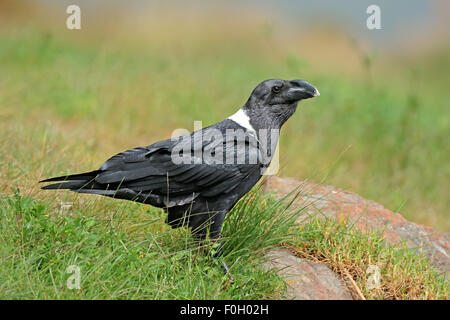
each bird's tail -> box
[39,170,101,190]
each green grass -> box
[1,189,447,299]
[0,189,298,299]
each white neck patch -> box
[228,108,255,133]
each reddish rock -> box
[262,176,450,274]
[264,249,353,300]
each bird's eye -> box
[272,86,281,93]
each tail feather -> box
[41,181,88,190]
[39,170,101,183]
[39,170,102,190]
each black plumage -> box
[41,79,319,241]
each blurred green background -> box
[0,0,449,231]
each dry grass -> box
[289,219,448,300]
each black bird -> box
[40,79,319,274]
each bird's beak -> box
[287,80,320,101]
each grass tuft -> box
[289,218,449,300]
[0,189,299,299]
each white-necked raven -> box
[40,79,319,251]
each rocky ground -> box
[261,176,449,300]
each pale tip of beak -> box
[314,88,320,97]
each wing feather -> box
[92,127,262,201]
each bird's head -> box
[249,79,319,104]
[243,79,319,129]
